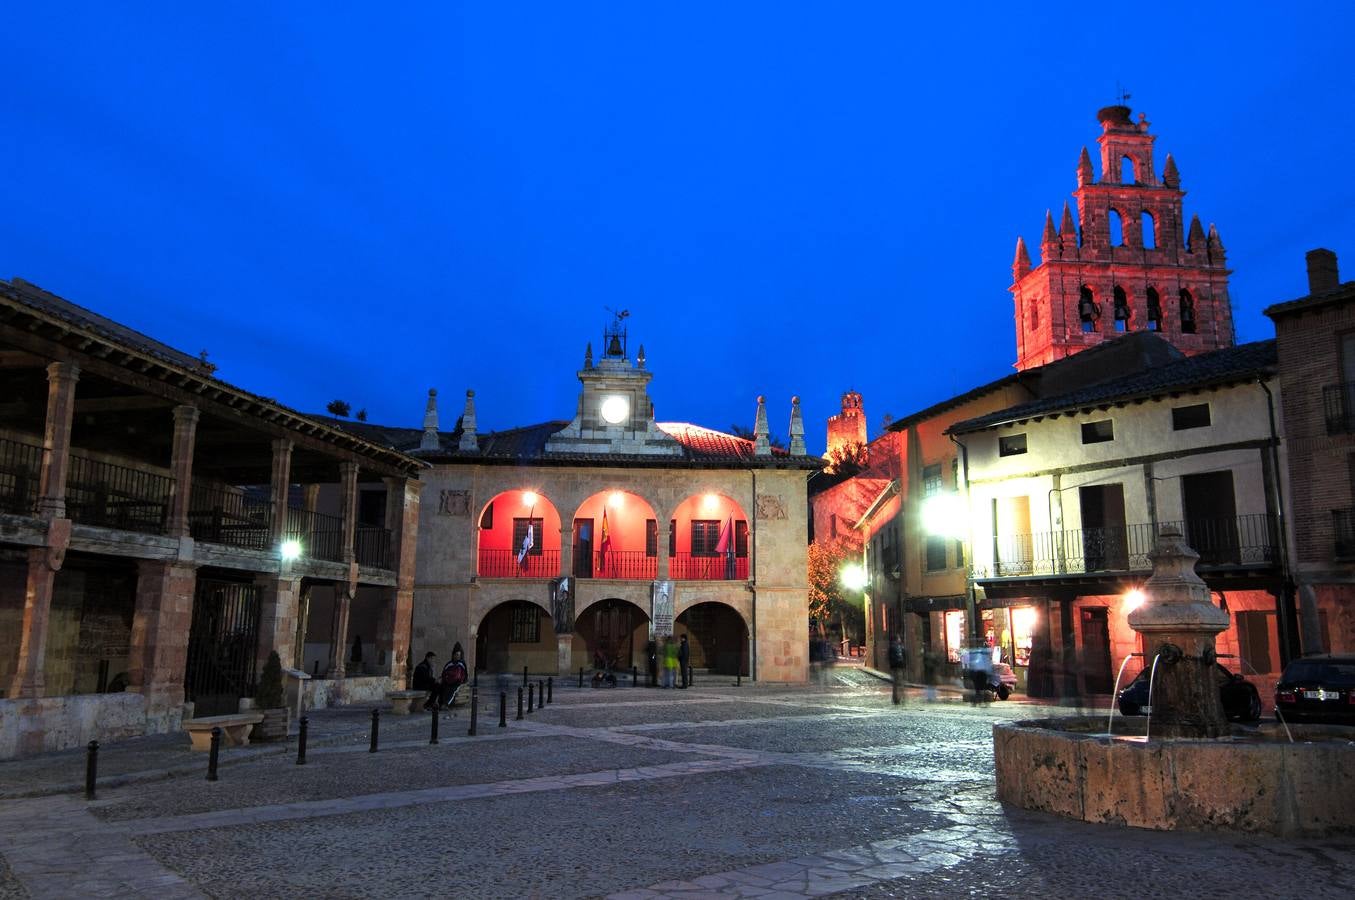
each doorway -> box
[1182,471,1238,565]
[1079,484,1128,571]
[573,518,594,579]
[1080,606,1113,694]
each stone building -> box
[1011,104,1234,370]
[1265,248,1355,654]
[0,279,424,758]
[345,318,820,682]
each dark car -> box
[1274,655,1355,725]
[1117,663,1262,722]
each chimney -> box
[1306,248,1340,294]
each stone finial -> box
[420,389,440,451]
[637,344,646,369]
[753,395,771,457]
[1060,201,1077,240]
[1013,236,1031,281]
[1041,211,1057,247]
[1207,223,1225,253]
[1187,215,1206,253]
[584,342,594,369]
[789,395,806,455]
[1077,146,1094,186]
[458,389,479,452]
[1162,153,1180,189]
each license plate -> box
[1303,690,1339,701]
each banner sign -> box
[651,581,674,636]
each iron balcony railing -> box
[188,482,272,550]
[478,548,562,578]
[1323,382,1355,435]
[0,435,42,515]
[1333,508,1355,560]
[583,550,657,580]
[65,452,173,535]
[356,525,393,569]
[285,507,345,563]
[670,553,749,581]
[974,513,1278,579]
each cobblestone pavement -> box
[1,667,1351,898]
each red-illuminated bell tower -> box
[1011,105,1234,371]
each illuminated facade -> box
[353,319,820,682]
[1012,105,1235,371]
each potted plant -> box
[253,650,289,742]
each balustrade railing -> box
[0,435,42,515]
[589,550,657,580]
[670,553,749,581]
[478,548,562,578]
[285,507,344,563]
[65,452,173,534]
[975,513,1277,579]
[356,525,393,569]
[187,482,272,550]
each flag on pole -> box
[517,521,535,569]
[599,509,612,575]
[715,517,735,580]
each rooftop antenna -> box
[1115,82,1132,105]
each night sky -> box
[5,4,1353,455]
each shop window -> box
[944,610,965,664]
[512,517,543,557]
[509,604,540,644]
[1011,606,1036,667]
[1081,420,1114,444]
[999,433,1027,457]
[1172,403,1211,431]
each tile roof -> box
[949,339,1277,433]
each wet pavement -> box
[0,666,1350,898]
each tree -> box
[326,399,351,418]
[826,441,868,476]
[355,408,368,421]
[807,536,865,642]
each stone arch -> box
[1141,210,1157,249]
[1078,285,1099,333]
[1113,285,1131,332]
[473,598,556,674]
[575,596,652,672]
[1107,208,1125,247]
[1120,155,1136,184]
[1179,288,1197,334]
[566,489,661,580]
[476,489,563,578]
[675,600,750,676]
[669,491,752,580]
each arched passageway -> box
[575,598,650,672]
[676,601,748,676]
[475,600,556,673]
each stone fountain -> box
[992,528,1355,837]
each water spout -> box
[1107,652,1143,738]
[1145,651,1162,742]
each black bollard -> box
[370,708,380,753]
[688,666,694,688]
[736,671,741,687]
[892,670,901,705]
[467,687,479,736]
[538,679,545,707]
[632,666,638,687]
[297,716,309,764]
[523,665,529,688]
[499,691,507,727]
[429,704,439,745]
[579,666,584,688]
[207,727,221,781]
[528,682,535,713]
[84,740,98,800]
[517,686,524,720]
[547,677,553,704]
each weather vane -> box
[605,306,630,330]
[1115,81,1132,105]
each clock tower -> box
[545,312,683,456]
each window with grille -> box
[645,519,658,557]
[735,521,749,557]
[510,604,540,643]
[691,520,721,556]
[923,464,942,498]
[512,517,544,556]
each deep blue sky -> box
[5,4,1353,455]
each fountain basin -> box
[994,717,1355,837]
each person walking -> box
[678,634,690,688]
[413,651,439,710]
[661,636,679,688]
[888,634,906,704]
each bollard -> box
[632,666,638,687]
[499,691,507,727]
[736,671,741,687]
[517,686,524,720]
[467,687,479,736]
[523,666,529,688]
[429,704,439,745]
[84,740,99,800]
[528,682,535,713]
[538,679,545,708]
[892,670,901,705]
[689,666,695,687]
[370,708,380,753]
[579,666,584,688]
[297,716,309,764]
[207,727,221,781]
[547,677,553,704]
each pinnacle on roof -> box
[1077,146,1094,185]
[1188,215,1206,253]
[789,395,806,456]
[753,395,771,457]
[458,390,479,453]
[1042,210,1057,245]
[1060,201,1077,238]
[1013,236,1031,281]
[1162,153,1180,189]
[420,389,440,451]
[1207,223,1225,252]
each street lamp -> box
[840,563,868,592]
[280,539,302,562]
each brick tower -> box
[1011,105,1235,371]
[825,391,867,470]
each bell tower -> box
[1012,105,1235,371]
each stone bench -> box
[184,713,265,751]
[387,689,426,716]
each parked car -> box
[1274,654,1355,725]
[1117,663,1262,722]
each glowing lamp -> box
[608,491,625,509]
[702,493,720,512]
[280,539,302,562]
[522,491,538,508]
[840,563,868,591]
[1124,589,1146,613]
[922,493,967,540]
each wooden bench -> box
[184,713,265,751]
[387,689,426,716]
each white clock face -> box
[599,394,630,425]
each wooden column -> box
[8,533,69,699]
[329,590,352,678]
[167,405,199,538]
[269,439,293,550]
[36,362,79,520]
[339,461,359,565]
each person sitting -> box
[439,643,469,708]
[413,651,438,710]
